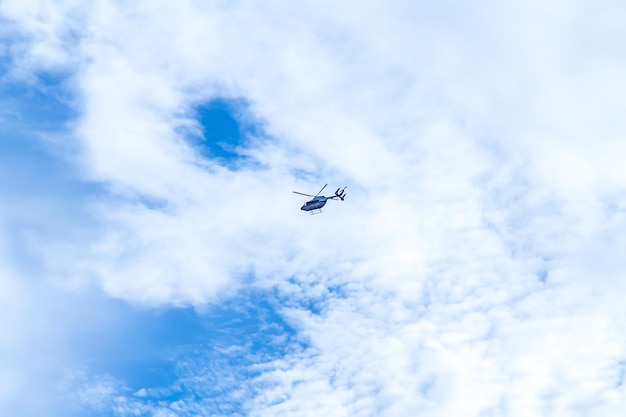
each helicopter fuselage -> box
[301,196,328,211]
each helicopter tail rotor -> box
[334,187,347,201]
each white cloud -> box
[2,0,626,416]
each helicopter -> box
[293,184,347,214]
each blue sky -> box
[2,1,626,416]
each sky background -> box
[1,1,626,416]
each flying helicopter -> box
[293,184,347,214]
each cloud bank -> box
[1,0,626,416]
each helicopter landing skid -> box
[309,209,323,215]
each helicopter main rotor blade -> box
[315,184,328,197]
[293,191,316,197]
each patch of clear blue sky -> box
[0,67,75,179]
[82,292,299,390]
[0,63,107,275]
[191,98,263,168]
[71,290,301,416]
